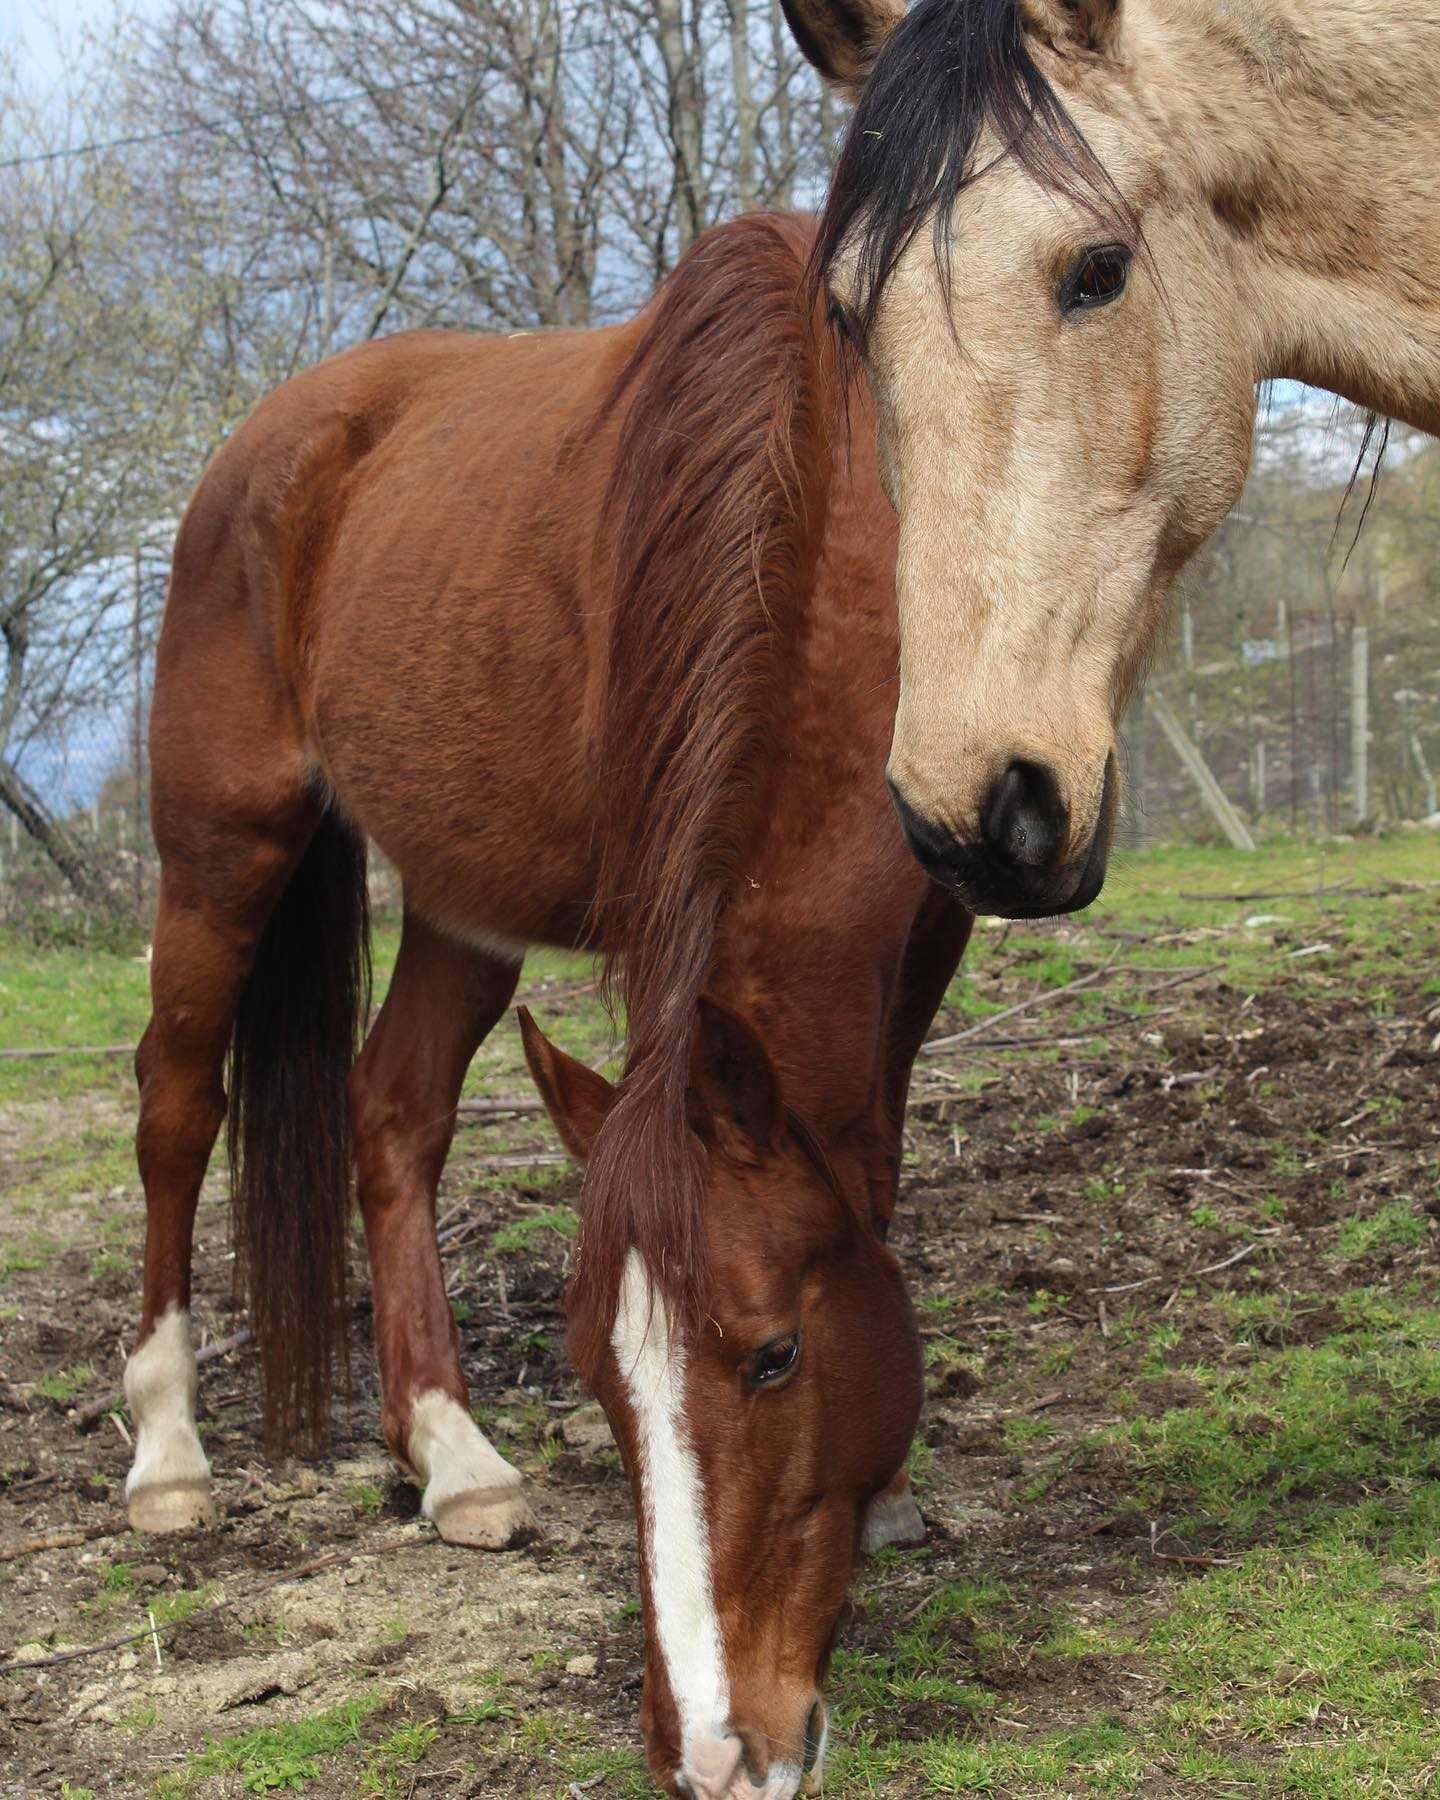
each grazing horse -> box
[778,0,1440,915]
[126,211,966,1795]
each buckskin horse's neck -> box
[1131,0,1440,433]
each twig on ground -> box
[455,1097,546,1119]
[477,1152,568,1171]
[1193,1242,1260,1278]
[922,966,1209,1056]
[0,1521,127,1564]
[1088,1273,1164,1296]
[1148,1521,1234,1570]
[1176,879,1353,903]
[1020,1390,1066,1414]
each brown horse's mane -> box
[569,211,839,1370]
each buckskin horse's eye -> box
[826,294,861,348]
[746,1333,801,1390]
[1060,244,1132,315]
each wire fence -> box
[1125,611,1439,849]
[3,606,1437,938]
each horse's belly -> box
[304,568,600,954]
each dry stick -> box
[1175,879,1354,904]
[1089,1242,1260,1301]
[74,1329,253,1433]
[0,1043,133,1061]
[921,965,1208,1056]
[477,1152,567,1171]
[0,1521,126,1564]
[455,1096,546,1119]
[1193,1242,1260,1279]
[924,1001,1188,1058]
[1149,1520,1234,1570]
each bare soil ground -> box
[2,842,1438,1796]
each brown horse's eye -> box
[1060,244,1131,315]
[747,1333,801,1390]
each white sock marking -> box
[407,1389,524,1517]
[612,1251,731,1772]
[123,1306,210,1498]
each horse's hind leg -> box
[348,911,535,1549]
[127,811,315,1531]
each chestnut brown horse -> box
[126,211,966,1795]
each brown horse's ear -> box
[778,0,905,99]
[689,996,784,1152]
[1019,0,1123,56]
[516,1007,616,1163]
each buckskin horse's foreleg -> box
[348,911,535,1549]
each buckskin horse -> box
[780,0,1440,916]
[126,211,966,1797]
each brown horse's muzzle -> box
[889,752,1118,918]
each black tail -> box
[227,809,371,1455]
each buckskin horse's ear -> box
[690,996,784,1153]
[778,0,905,99]
[1018,0,1123,57]
[516,1007,616,1163]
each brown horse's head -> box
[783,0,1260,916]
[519,1001,921,1798]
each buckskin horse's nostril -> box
[980,760,1066,871]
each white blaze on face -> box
[611,1250,732,1776]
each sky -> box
[2,0,162,92]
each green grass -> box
[168,1693,381,1793]
[1115,1288,1440,1539]
[489,1203,579,1257]
[1334,1202,1431,1262]
[831,1275,1440,1797]
[148,1585,219,1627]
[950,836,1440,1019]
[35,1362,94,1403]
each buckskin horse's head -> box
[520,1001,922,1798]
[783,0,1261,916]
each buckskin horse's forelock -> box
[569,214,839,1374]
[810,0,1137,342]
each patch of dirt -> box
[1,932,1437,1792]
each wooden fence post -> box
[1147,691,1257,852]
[1351,625,1370,822]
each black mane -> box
[812,0,1134,339]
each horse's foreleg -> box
[349,912,534,1549]
[861,1465,928,1553]
[860,890,975,1554]
[129,828,309,1531]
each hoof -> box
[430,1485,539,1550]
[861,1486,926,1554]
[127,1478,216,1534]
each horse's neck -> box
[1138,0,1440,432]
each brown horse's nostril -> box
[734,1724,769,1786]
[980,760,1067,871]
